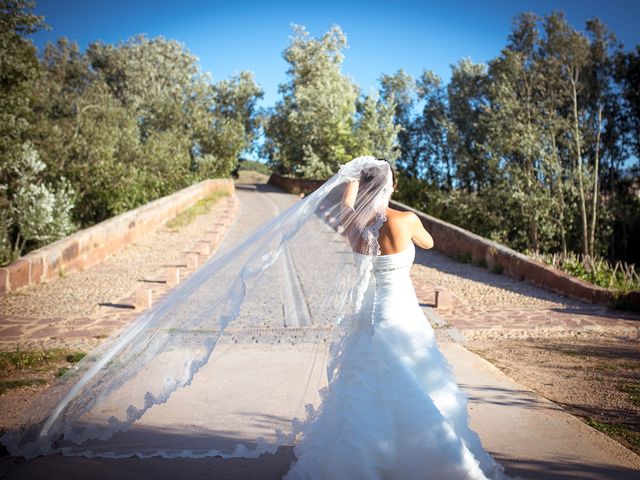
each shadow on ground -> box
[494,454,640,480]
[459,383,558,411]
[0,447,296,480]
[3,447,638,480]
[0,426,297,480]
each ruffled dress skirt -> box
[284,243,508,480]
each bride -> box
[2,156,511,479]
[283,159,509,480]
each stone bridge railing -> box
[0,179,235,297]
[269,173,639,310]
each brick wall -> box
[268,174,638,309]
[0,179,235,296]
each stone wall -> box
[268,174,324,195]
[388,201,617,305]
[268,174,638,309]
[0,179,235,296]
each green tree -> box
[388,11,634,263]
[89,35,262,190]
[542,11,592,255]
[484,12,563,251]
[29,35,263,225]
[447,58,494,193]
[584,18,620,256]
[263,25,359,178]
[416,70,455,187]
[379,69,418,174]
[615,46,640,159]
[0,1,75,263]
[352,90,400,162]
[198,71,263,177]
[31,37,151,224]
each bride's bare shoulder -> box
[385,208,417,222]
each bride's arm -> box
[340,179,359,223]
[341,179,359,210]
[408,212,434,249]
[339,180,360,248]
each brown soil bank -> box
[468,336,640,455]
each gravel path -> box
[0,192,239,352]
[412,247,584,310]
[409,246,640,341]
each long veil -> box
[2,155,394,460]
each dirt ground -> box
[0,350,80,439]
[467,335,640,455]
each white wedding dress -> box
[284,241,508,480]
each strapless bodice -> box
[372,241,415,272]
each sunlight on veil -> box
[1,156,394,460]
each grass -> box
[0,378,48,395]
[0,347,85,371]
[0,347,87,394]
[65,351,86,363]
[585,417,640,450]
[165,191,229,231]
[620,362,640,371]
[618,382,640,407]
[593,362,618,371]
[528,250,640,293]
[561,350,583,357]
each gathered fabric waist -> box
[372,257,412,288]
[373,264,411,273]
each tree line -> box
[263,14,640,266]
[2,1,639,269]
[1,0,262,264]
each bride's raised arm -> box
[340,178,359,221]
[339,178,360,248]
[341,178,358,209]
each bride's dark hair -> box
[359,158,396,190]
[352,158,395,216]
[376,157,396,186]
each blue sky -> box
[29,0,640,109]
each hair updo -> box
[376,158,396,186]
[359,158,396,188]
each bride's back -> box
[378,207,434,255]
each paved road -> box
[1,179,639,479]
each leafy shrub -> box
[529,251,640,292]
[0,143,76,264]
[238,159,272,176]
